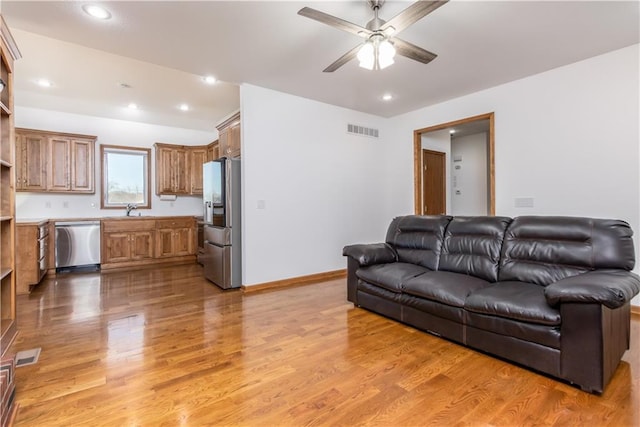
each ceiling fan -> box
[298,0,448,72]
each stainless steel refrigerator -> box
[202,157,241,289]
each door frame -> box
[413,112,495,215]
[422,149,446,215]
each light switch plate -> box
[514,197,534,208]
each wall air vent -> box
[347,123,379,138]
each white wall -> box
[240,84,395,286]
[388,44,640,304]
[451,132,488,215]
[421,129,451,213]
[15,107,217,219]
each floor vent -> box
[15,348,41,367]
[347,123,379,138]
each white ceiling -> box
[2,1,639,132]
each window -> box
[101,145,151,209]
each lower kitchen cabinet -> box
[156,218,195,258]
[15,221,49,294]
[101,217,196,270]
[103,231,155,264]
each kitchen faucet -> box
[126,203,137,216]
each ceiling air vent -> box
[347,123,379,138]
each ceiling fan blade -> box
[323,44,361,72]
[381,0,449,36]
[298,7,372,38]
[392,38,437,64]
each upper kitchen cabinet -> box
[15,128,96,194]
[206,140,219,162]
[155,143,210,196]
[155,143,190,195]
[15,131,46,191]
[189,146,207,195]
[216,112,240,158]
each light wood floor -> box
[10,264,640,426]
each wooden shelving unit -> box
[0,15,21,360]
[0,15,20,427]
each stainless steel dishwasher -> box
[55,221,101,271]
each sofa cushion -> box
[385,215,452,270]
[356,262,429,293]
[499,216,636,286]
[464,281,560,326]
[404,271,492,308]
[439,216,512,282]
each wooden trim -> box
[100,144,152,210]
[16,127,96,141]
[242,269,347,293]
[414,112,495,215]
[216,111,241,131]
[488,113,496,215]
[0,15,22,61]
[631,305,640,316]
[100,256,196,272]
[413,130,422,214]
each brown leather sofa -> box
[343,215,640,394]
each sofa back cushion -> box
[499,216,636,286]
[386,215,452,270]
[439,216,513,282]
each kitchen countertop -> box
[17,215,200,224]
[16,218,50,225]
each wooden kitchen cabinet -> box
[71,138,94,192]
[103,231,155,263]
[155,143,190,195]
[206,140,219,162]
[156,218,195,258]
[101,217,196,270]
[48,136,70,191]
[102,219,155,266]
[15,221,49,294]
[155,143,209,196]
[16,128,96,193]
[189,147,207,195]
[15,131,46,191]
[216,112,240,158]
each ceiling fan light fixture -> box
[358,35,395,71]
[377,38,396,69]
[299,0,446,72]
[357,41,375,70]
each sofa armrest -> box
[545,270,640,309]
[342,243,397,267]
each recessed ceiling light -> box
[82,4,112,20]
[128,103,138,110]
[179,104,190,112]
[203,75,217,85]
[37,79,52,88]
[449,129,456,134]
[382,93,393,101]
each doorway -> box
[413,113,495,215]
[422,149,446,215]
